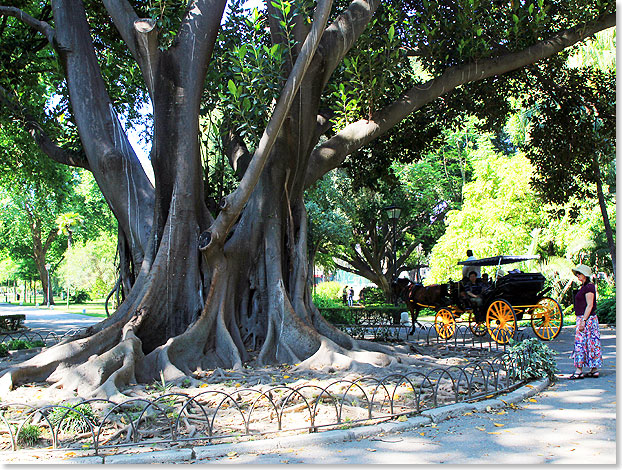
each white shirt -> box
[462,255,481,279]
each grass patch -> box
[7,300,108,317]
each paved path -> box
[0,303,102,334]
[196,325,615,465]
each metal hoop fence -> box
[0,345,538,455]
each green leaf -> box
[512,14,519,24]
[388,25,395,43]
[227,79,237,97]
[528,3,534,14]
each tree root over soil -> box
[0,341,496,406]
[0,342,507,453]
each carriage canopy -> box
[457,255,539,267]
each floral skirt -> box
[573,315,603,369]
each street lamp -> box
[383,205,401,305]
[45,263,51,308]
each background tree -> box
[524,63,616,279]
[306,121,474,300]
[0,0,614,399]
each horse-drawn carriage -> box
[394,255,563,344]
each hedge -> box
[319,306,406,325]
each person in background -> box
[569,264,602,379]
[342,286,348,305]
[461,249,480,280]
[347,286,354,307]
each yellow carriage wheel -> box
[434,308,456,339]
[486,299,517,345]
[530,297,563,340]
[468,311,487,337]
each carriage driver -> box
[464,271,484,313]
[461,249,481,280]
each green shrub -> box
[504,338,558,382]
[596,297,616,324]
[312,281,344,308]
[7,340,30,350]
[359,286,386,305]
[70,289,91,303]
[15,424,41,447]
[48,403,98,433]
[0,343,8,357]
[319,306,405,325]
[5,339,44,351]
[596,285,616,324]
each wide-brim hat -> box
[572,264,593,277]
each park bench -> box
[0,314,26,332]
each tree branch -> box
[176,0,227,97]
[102,0,160,98]
[0,84,90,170]
[0,6,55,44]
[316,0,381,88]
[222,129,251,178]
[304,13,616,187]
[202,0,334,251]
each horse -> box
[391,278,451,335]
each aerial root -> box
[49,324,145,401]
[294,337,398,374]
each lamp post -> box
[66,228,72,309]
[45,263,51,308]
[383,205,401,305]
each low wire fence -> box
[0,339,539,455]
[336,322,533,350]
[0,329,87,348]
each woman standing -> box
[569,264,602,379]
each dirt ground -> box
[0,340,508,452]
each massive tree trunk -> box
[0,0,614,399]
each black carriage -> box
[433,255,563,344]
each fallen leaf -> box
[525,384,534,388]
[283,375,290,379]
[528,398,537,403]
[235,383,242,387]
[476,426,486,432]
[493,423,504,427]
[200,383,209,388]
[487,432,501,435]
[227,451,237,457]
[464,412,472,415]
[497,411,506,415]
[419,432,425,436]
[397,415,407,422]
[366,448,377,452]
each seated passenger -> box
[464,271,484,312]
